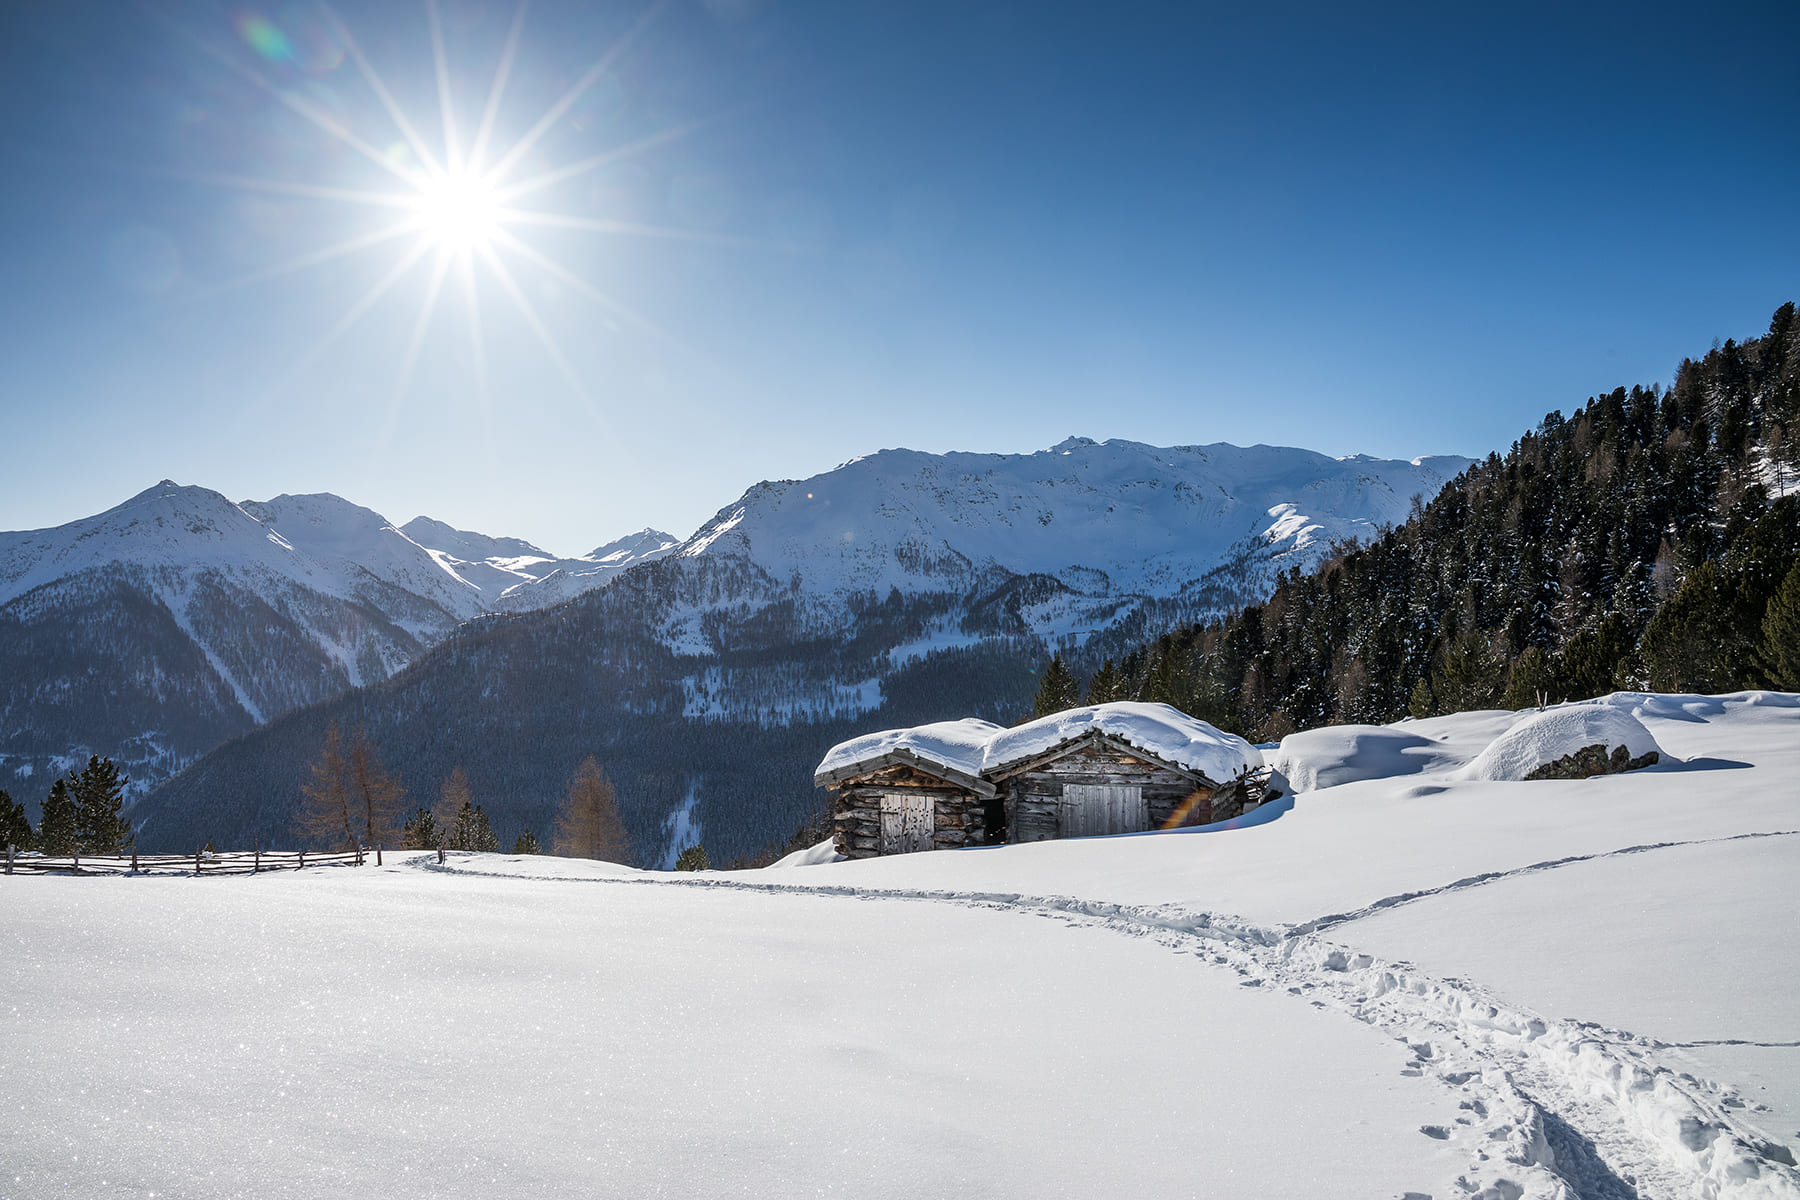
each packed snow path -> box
[5,692,1796,1199]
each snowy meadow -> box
[5,692,1798,1200]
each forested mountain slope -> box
[1066,302,1800,739]
[0,484,671,812]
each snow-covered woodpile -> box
[816,704,1264,857]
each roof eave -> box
[984,729,1213,786]
[814,748,998,797]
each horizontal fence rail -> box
[3,847,374,876]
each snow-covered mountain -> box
[133,438,1471,862]
[647,438,1471,713]
[0,482,671,808]
[670,436,1466,601]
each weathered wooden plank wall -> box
[830,762,987,859]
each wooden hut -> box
[980,703,1264,844]
[813,719,1003,858]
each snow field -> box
[6,868,1463,1200]
[5,691,1796,1199]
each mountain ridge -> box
[121,437,1473,862]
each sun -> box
[410,167,503,253]
[197,1,723,403]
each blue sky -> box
[1,0,1796,554]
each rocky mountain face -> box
[0,482,672,813]
[127,440,1469,865]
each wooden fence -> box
[3,846,379,877]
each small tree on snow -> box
[402,807,440,850]
[71,756,131,854]
[1,789,35,853]
[451,801,499,853]
[511,829,541,855]
[37,779,79,856]
[674,843,710,872]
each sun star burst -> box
[196,0,711,407]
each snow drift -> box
[1465,703,1665,782]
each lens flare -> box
[234,13,294,63]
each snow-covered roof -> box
[1464,704,1664,782]
[981,702,1263,783]
[814,719,1006,793]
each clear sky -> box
[2,0,1796,556]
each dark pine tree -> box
[1759,561,1800,690]
[1032,655,1080,718]
[0,789,34,852]
[402,807,441,850]
[510,829,542,855]
[70,756,131,854]
[38,779,79,856]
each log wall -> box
[830,762,987,859]
[1002,742,1232,843]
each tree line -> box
[1,756,131,855]
[1035,301,1800,735]
[294,721,639,864]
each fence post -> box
[5,844,12,875]
[355,842,364,867]
[376,843,383,867]
[74,851,80,874]
[131,848,138,873]
[437,846,445,865]
[194,848,202,876]
[299,850,306,870]
[254,842,260,874]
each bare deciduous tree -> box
[553,757,630,863]
[435,766,472,839]
[296,723,355,849]
[346,727,405,849]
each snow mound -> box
[815,718,1004,784]
[1466,704,1665,782]
[1268,725,1440,793]
[981,702,1262,783]
[769,837,845,868]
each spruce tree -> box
[1032,655,1080,718]
[71,756,131,854]
[675,843,710,871]
[38,779,79,856]
[1502,646,1553,710]
[510,829,541,855]
[0,789,34,852]
[402,807,440,850]
[450,802,499,853]
[1758,561,1800,690]
[1083,659,1123,705]
[1407,678,1435,719]
[1642,562,1744,692]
